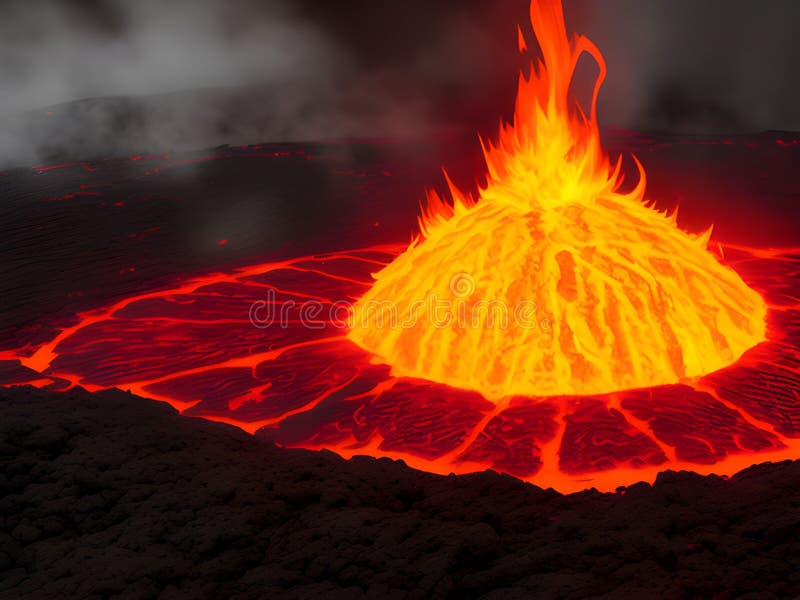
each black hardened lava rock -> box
[1,386,799,599]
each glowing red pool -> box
[2,241,798,493]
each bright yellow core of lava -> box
[347,0,766,401]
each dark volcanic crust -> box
[1,386,799,599]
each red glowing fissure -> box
[1,243,799,493]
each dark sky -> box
[0,0,798,165]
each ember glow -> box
[348,0,766,400]
[2,243,799,494]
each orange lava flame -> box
[348,0,767,400]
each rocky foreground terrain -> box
[1,386,799,599]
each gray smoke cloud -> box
[567,0,800,133]
[0,0,453,168]
[0,0,339,116]
[0,0,798,168]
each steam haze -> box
[0,0,798,167]
[566,0,800,134]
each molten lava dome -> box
[3,0,800,492]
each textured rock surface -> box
[1,385,799,599]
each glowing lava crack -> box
[1,244,799,493]
[348,0,765,399]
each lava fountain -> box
[348,0,766,400]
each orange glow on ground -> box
[1,243,799,494]
[348,0,766,400]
